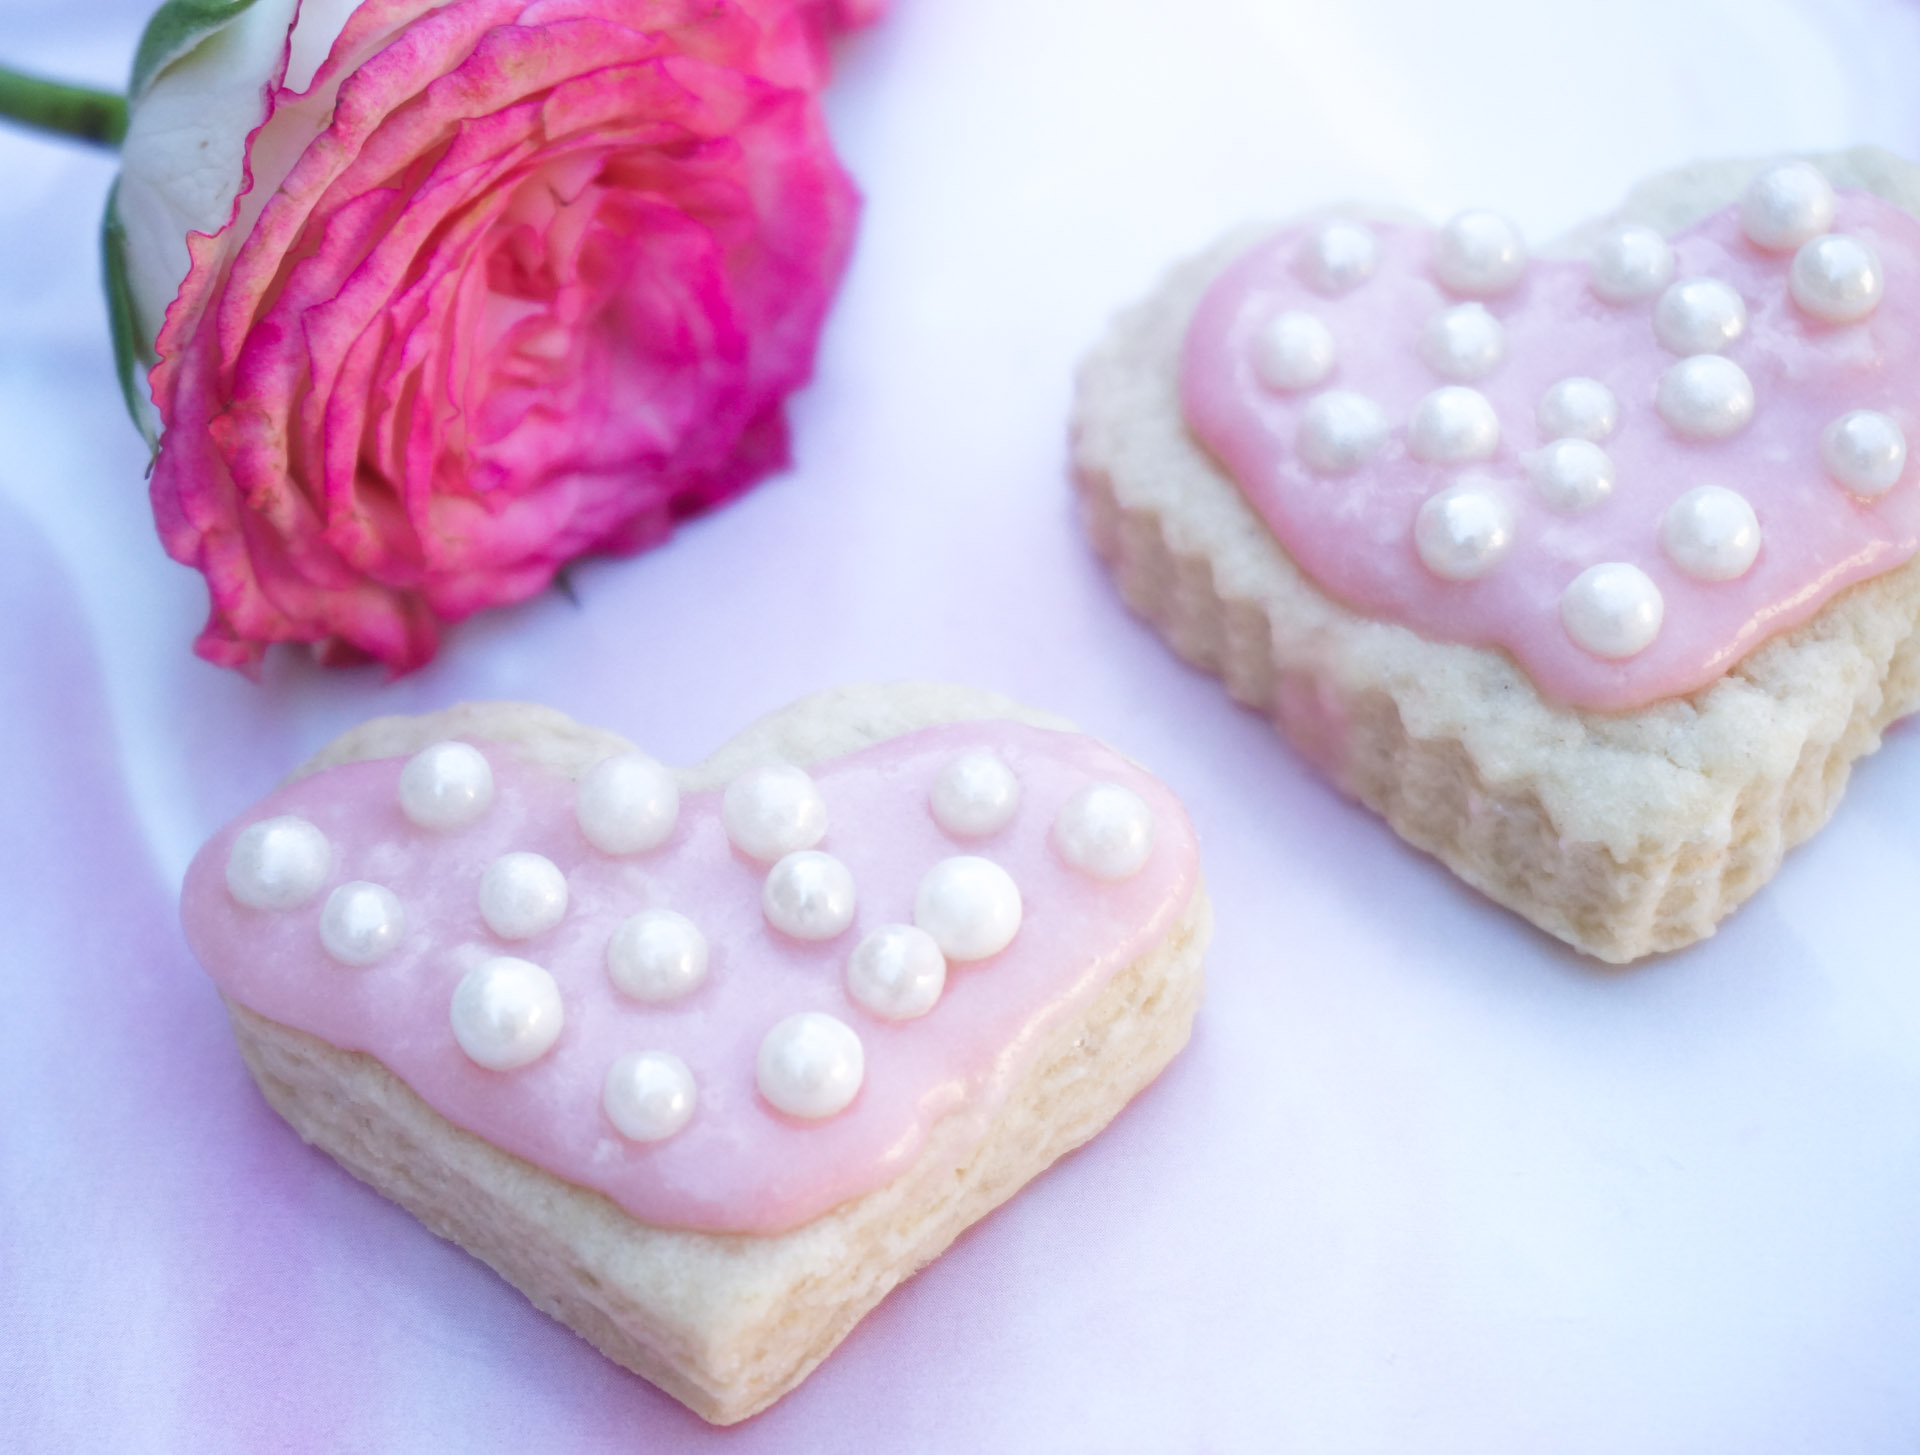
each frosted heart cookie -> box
[180,685,1208,1423]
[1073,148,1920,963]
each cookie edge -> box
[1070,147,1920,963]
[232,684,1210,1423]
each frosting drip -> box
[180,722,1199,1235]
[1180,191,1920,710]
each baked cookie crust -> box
[1072,149,1920,963]
[227,686,1210,1423]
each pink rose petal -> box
[148,0,863,673]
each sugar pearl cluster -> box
[225,738,1158,1142]
[1254,164,1909,662]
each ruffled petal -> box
[139,0,860,671]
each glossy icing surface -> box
[180,721,1199,1234]
[1181,192,1920,710]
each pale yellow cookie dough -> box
[1071,148,1920,963]
[231,685,1211,1423]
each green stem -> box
[0,66,127,149]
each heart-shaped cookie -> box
[180,686,1208,1423]
[1073,148,1920,962]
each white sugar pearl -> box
[1053,783,1155,881]
[319,881,405,966]
[603,1051,696,1142]
[1297,390,1389,473]
[607,909,708,1002]
[226,815,330,911]
[929,749,1020,837]
[1414,483,1514,581]
[1527,439,1616,512]
[1433,209,1527,297]
[398,742,494,831]
[1741,163,1836,252]
[1791,234,1885,324]
[1536,377,1618,442]
[1588,224,1675,304]
[1656,355,1755,439]
[1294,219,1379,294]
[478,851,568,940]
[1561,563,1664,659]
[1419,303,1505,381]
[1822,410,1908,497]
[576,753,678,855]
[451,956,564,1071]
[1661,486,1761,581]
[763,850,857,941]
[757,1012,864,1119]
[1407,386,1500,464]
[1653,279,1747,356]
[845,924,947,1021]
[1253,311,1336,392]
[913,856,1022,961]
[721,764,827,862]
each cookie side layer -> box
[1072,150,1920,963]
[227,886,1206,1423]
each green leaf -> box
[129,0,265,103]
[101,181,161,455]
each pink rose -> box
[112,0,866,671]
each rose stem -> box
[0,67,126,149]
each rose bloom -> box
[112,0,870,671]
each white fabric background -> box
[5,1,1920,1449]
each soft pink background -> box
[7,1,1920,1450]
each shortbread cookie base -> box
[1072,148,1920,964]
[230,687,1210,1424]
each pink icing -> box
[180,722,1199,1235]
[1181,194,1920,711]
